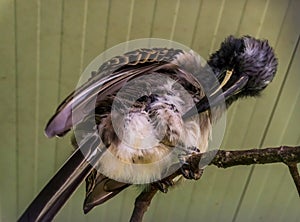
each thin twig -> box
[129,186,158,222]
[130,146,300,222]
[287,163,300,196]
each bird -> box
[18,35,278,221]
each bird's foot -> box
[153,177,174,193]
[179,146,203,180]
[180,163,204,180]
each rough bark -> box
[130,146,300,222]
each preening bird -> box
[19,35,277,222]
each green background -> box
[0,0,299,221]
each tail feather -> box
[18,133,103,222]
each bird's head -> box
[184,35,278,118]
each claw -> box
[179,146,203,180]
[181,164,203,180]
[154,181,169,193]
[153,177,175,193]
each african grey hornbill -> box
[19,35,277,221]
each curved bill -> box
[182,75,249,120]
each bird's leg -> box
[179,146,204,180]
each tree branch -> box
[129,187,158,222]
[130,146,300,222]
[210,146,300,168]
[287,163,300,196]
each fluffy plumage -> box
[19,35,278,221]
[70,50,213,212]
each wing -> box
[45,48,184,138]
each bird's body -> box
[78,50,211,184]
[92,80,208,184]
[19,36,278,221]
[68,49,214,211]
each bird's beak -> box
[182,70,249,119]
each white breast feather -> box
[98,65,212,184]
